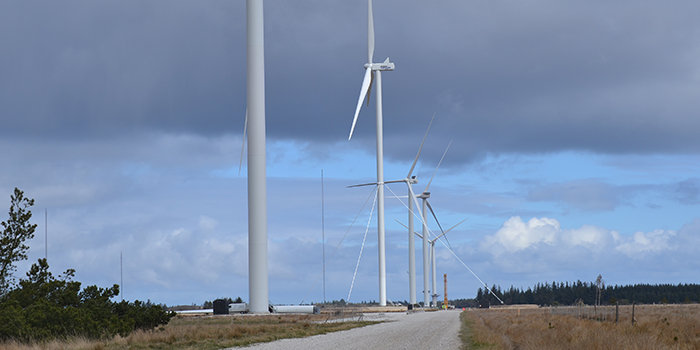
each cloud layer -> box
[2,1,700,306]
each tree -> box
[0,188,37,294]
[595,274,605,306]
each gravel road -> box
[226,310,462,350]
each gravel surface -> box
[225,310,462,350]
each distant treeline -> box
[476,281,700,307]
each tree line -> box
[476,280,700,307]
[0,188,174,342]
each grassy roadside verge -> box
[459,311,501,350]
[461,305,700,349]
[1,314,379,350]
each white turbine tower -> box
[348,0,394,307]
[247,0,269,314]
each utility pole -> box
[321,169,326,304]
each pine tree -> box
[0,188,37,295]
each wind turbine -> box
[417,140,451,307]
[380,115,435,308]
[429,218,467,307]
[347,0,395,307]
[396,217,468,308]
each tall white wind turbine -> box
[247,0,269,314]
[347,0,394,307]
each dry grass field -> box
[0,313,377,350]
[461,304,700,349]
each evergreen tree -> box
[0,188,37,294]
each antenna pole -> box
[120,251,123,302]
[321,169,326,304]
[44,209,47,260]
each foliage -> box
[0,188,37,294]
[203,296,244,308]
[0,258,175,342]
[476,280,700,306]
[451,298,478,309]
[0,189,175,342]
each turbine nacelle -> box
[418,191,431,199]
[365,58,395,71]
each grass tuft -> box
[461,304,700,349]
[1,314,378,350]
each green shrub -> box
[0,258,175,341]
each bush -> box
[0,259,175,341]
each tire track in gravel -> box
[225,310,462,350]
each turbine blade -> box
[444,218,469,234]
[395,219,408,230]
[426,200,445,235]
[368,0,375,64]
[239,109,248,175]
[407,183,423,219]
[349,68,373,140]
[407,112,436,179]
[443,232,454,250]
[384,179,405,184]
[424,139,452,192]
[347,181,378,188]
[366,71,374,107]
[395,219,423,238]
[442,218,467,250]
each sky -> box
[2,0,700,306]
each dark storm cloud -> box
[0,1,246,138]
[673,178,700,205]
[2,1,700,163]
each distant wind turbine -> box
[382,114,435,308]
[428,218,467,307]
[417,140,451,306]
[396,217,468,307]
[347,0,395,307]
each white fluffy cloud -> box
[480,216,559,256]
[481,216,689,268]
[614,229,676,257]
